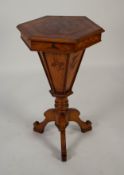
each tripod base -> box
[33,107,92,161]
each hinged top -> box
[17,16,104,53]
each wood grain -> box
[17,15,104,161]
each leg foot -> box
[33,120,46,133]
[80,120,92,133]
[68,108,92,133]
[33,109,55,133]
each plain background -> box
[0,0,124,175]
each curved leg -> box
[60,129,67,161]
[33,109,55,133]
[55,112,68,161]
[68,108,92,133]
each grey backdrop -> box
[0,0,124,175]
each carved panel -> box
[44,52,67,92]
[66,50,84,91]
[51,57,64,71]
